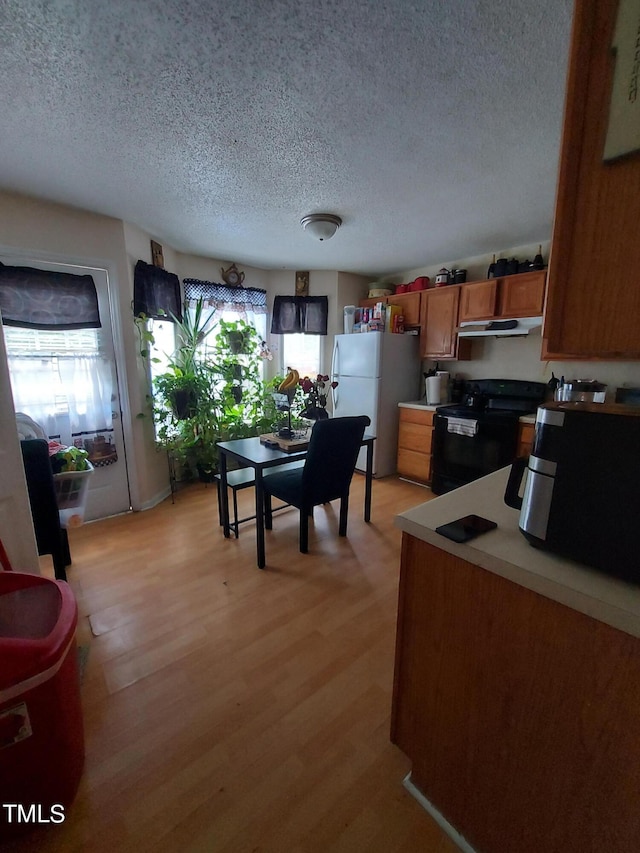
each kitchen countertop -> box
[398,401,439,411]
[395,467,640,638]
[398,400,537,424]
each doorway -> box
[1,256,131,521]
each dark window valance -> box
[183,278,267,312]
[133,260,182,321]
[270,295,328,335]
[0,262,101,330]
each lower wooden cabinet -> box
[517,421,535,457]
[392,534,640,853]
[397,407,434,485]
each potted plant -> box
[153,299,217,420]
[152,310,283,483]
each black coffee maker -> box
[505,402,640,582]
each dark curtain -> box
[133,260,182,321]
[270,296,328,335]
[0,262,101,330]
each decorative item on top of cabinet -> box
[543,0,640,360]
[420,285,471,360]
[397,407,434,485]
[458,270,546,324]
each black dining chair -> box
[262,415,370,553]
[20,438,71,581]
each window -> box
[4,325,114,448]
[280,333,321,380]
[147,318,177,386]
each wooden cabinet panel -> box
[458,272,545,322]
[398,421,432,455]
[543,0,640,359]
[358,297,385,309]
[498,270,546,317]
[397,408,434,485]
[420,286,470,360]
[392,534,640,853]
[398,407,434,427]
[397,448,431,482]
[458,280,497,322]
[517,422,535,457]
[388,291,422,326]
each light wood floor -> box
[8,474,459,853]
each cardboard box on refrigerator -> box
[385,304,404,333]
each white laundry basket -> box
[53,462,94,528]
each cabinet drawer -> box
[398,421,433,454]
[399,407,435,427]
[397,448,431,483]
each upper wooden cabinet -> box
[543,0,640,360]
[420,286,471,360]
[358,297,381,310]
[498,270,546,317]
[388,291,422,326]
[459,271,546,323]
[358,291,424,326]
[458,280,497,322]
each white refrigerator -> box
[331,333,421,477]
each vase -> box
[301,405,329,421]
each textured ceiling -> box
[0,0,573,276]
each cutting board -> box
[259,433,309,452]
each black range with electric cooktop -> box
[431,378,546,495]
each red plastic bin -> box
[0,571,84,838]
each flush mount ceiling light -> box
[300,213,342,241]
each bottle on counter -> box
[487,254,496,279]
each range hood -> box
[457,316,542,338]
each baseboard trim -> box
[137,486,172,512]
[403,773,476,853]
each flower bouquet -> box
[299,374,338,421]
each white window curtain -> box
[5,327,114,446]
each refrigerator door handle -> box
[331,340,339,410]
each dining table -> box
[217,433,376,568]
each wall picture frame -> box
[604,0,640,162]
[295,270,309,297]
[150,240,164,268]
